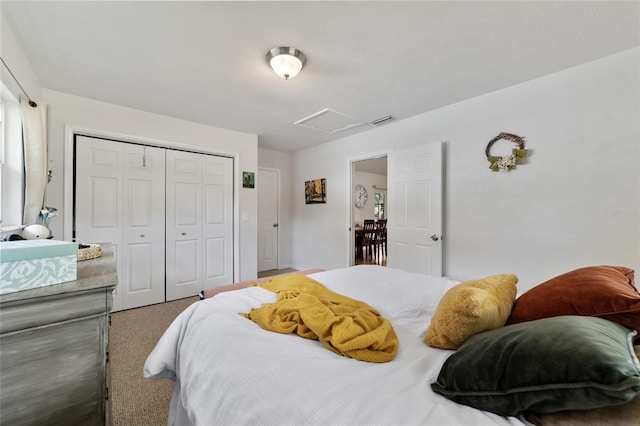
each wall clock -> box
[354,184,368,208]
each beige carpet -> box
[109,296,198,426]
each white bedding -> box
[144,265,527,426]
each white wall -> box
[291,48,640,292]
[42,89,260,281]
[0,13,42,102]
[258,148,293,268]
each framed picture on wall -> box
[243,171,255,188]
[305,178,326,204]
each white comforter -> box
[144,265,527,426]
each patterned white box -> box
[0,240,78,294]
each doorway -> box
[351,155,388,267]
[348,142,444,275]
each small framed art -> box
[305,178,326,204]
[243,171,255,188]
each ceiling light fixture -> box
[266,47,306,80]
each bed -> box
[144,264,640,426]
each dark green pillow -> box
[431,316,640,416]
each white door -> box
[75,136,166,311]
[258,168,279,272]
[386,142,443,276]
[165,150,233,300]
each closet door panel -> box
[202,155,233,289]
[175,182,200,226]
[76,137,124,310]
[127,243,153,292]
[205,185,225,224]
[128,180,152,226]
[166,151,233,300]
[166,150,204,300]
[205,237,226,278]
[75,137,165,311]
[76,142,121,244]
[170,180,201,291]
[121,144,165,309]
[174,240,200,284]
[91,178,118,228]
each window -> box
[0,101,4,224]
[374,192,385,220]
[0,84,23,231]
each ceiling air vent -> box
[294,108,365,134]
[370,115,393,125]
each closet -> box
[74,135,233,311]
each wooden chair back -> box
[362,220,376,258]
[363,219,376,240]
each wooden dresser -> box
[0,244,117,425]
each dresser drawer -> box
[0,316,107,425]
[0,289,108,334]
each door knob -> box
[273,224,279,228]
[181,232,186,236]
[431,234,440,241]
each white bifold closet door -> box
[75,136,166,311]
[165,150,233,301]
[75,136,234,310]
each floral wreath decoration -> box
[485,132,528,172]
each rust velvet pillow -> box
[506,266,639,335]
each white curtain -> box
[21,99,47,225]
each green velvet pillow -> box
[431,316,640,417]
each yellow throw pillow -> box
[424,274,518,349]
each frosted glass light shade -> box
[269,54,302,79]
[266,47,306,80]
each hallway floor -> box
[355,247,386,267]
[258,248,386,278]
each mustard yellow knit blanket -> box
[243,274,398,363]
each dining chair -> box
[375,219,387,258]
[362,220,376,260]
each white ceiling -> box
[2,1,638,153]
